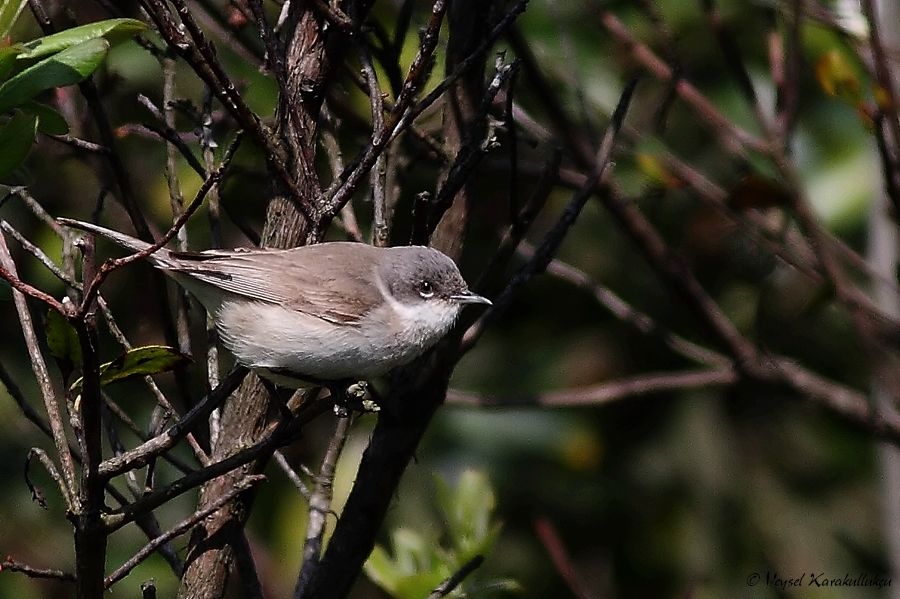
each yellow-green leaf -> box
[635,152,681,188]
[815,49,862,104]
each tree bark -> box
[300,3,494,596]
[430,0,493,260]
[176,5,334,597]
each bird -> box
[58,219,491,392]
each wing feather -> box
[167,243,385,324]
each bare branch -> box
[0,229,67,314]
[448,369,737,408]
[533,518,595,599]
[25,448,68,510]
[358,38,389,247]
[274,450,311,499]
[0,233,77,507]
[539,249,729,366]
[318,0,529,232]
[463,78,638,350]
[98,367,247,481]
[294,415,354,597]
[0,557,75,583]
[474,150,560,294]
[77,132,243,314]
[599,10,768,156]
[104,394,331,532]
[104,474,266,589]
[139,0,313,219]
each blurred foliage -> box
[0,17,146,180]
[0,0,895,598]
[364,470,518,598]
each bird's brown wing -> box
[167,243,385,324]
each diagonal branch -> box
[76,133,243,314]
[463,78,638,350]
[293,415,354,598]
[104,474,266,589]
[0,234,78,508]
[447,369,738,407]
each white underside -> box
[215,298,461,382]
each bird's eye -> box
[418,280,434,298]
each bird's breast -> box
[214,299,459,381]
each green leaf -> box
[363,546,401,594]
[21,100,68,134]
[0,109,37,179]
[98,345,190,386]
[18,18,145,61]
[0,38,109,114]
[436,470,498,556]
[0,44,22,83]
[364,534,450,599]
[45,308,81,364]
[70,345,190,391]
[0,0,26,40]
[394,569,451,599]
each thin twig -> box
[0,234,67,314]
[25,447,67,510]
[861,0,900,198]
[104,474,266,588]
[0,360,55,440]
[317,0,452,230]
[599,10,768,156]
[474,150,560,294]
[358,38,388,247]
[427,555,485,599]
[463,78,638,351]
[447,369,737,407]
[0,557,75,583]
[294,415,354,598]
[247,0,286,89]
[274,450,311,499]
[98,367,247,480]
[535,248,729,367]
[426,58,520,240]
[47,134,110,155]
[103,394,332,532]
[318,0,529,232]
[139,0,313,219]
[137,93,208,178]
[1,221,78,289]
[79,132,243,314]
[0,234,77,507]
[533,518,595,599]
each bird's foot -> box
[332,381,380,417]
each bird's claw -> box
[332,381,380,416]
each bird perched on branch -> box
[59,218,491,407]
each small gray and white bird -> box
[58,219,491,386]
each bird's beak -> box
[450,290,492,306]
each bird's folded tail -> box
[57,218,174,265]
